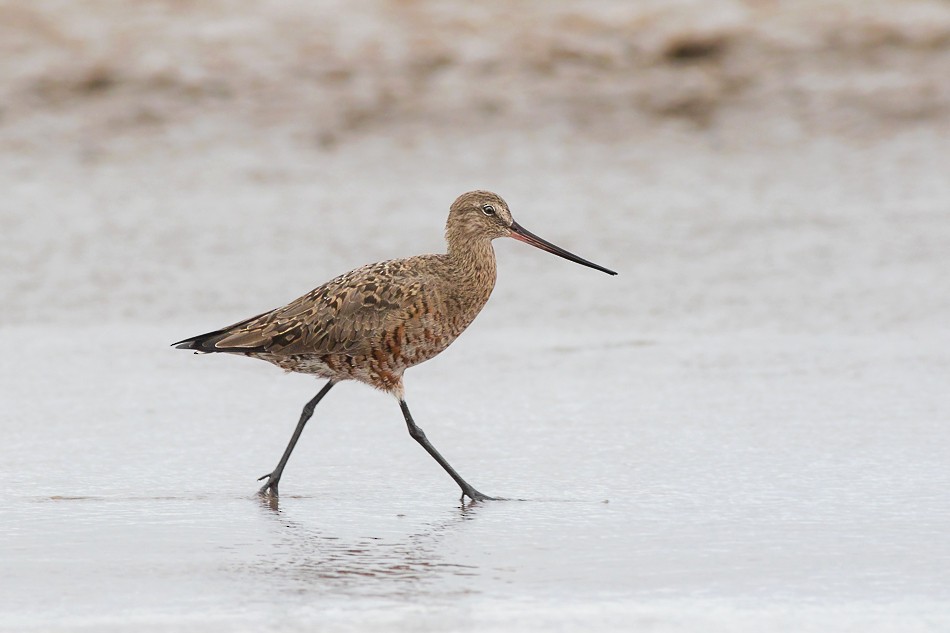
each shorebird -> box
[173,191,616,501]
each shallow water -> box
[2,324,949,631]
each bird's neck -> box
[447,236,498,299]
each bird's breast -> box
[390,269,495,369]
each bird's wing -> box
[210,258,431,356]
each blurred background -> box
[2,1,950,631]
[2,0,948,333]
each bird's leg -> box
[258,381,335,497]
[399,400,496,502]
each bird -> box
[173,191,616,502]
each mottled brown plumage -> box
[173,190,615,501]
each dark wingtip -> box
[171,310,271,354]
[171,334,216,352]
[171,329,267,355]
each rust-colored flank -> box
[173,191,616,502]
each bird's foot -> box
[257,472,279,497]
[461,488,498,503]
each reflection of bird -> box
[173,191,616,501]
[251,501,483,596]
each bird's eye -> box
[482,204,496,216]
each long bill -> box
[509,221,617,276]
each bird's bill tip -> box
[509,221,617,276]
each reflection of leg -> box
[399,400,495,502]
[258,381,335,497]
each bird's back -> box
[175,252,496,392]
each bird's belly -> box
[254,299,485,393]
[258,352,404,393]
[255,333,457,393]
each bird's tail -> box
[171,310,269,353]
[171,329,228,353]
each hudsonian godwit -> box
[173,191,616,501]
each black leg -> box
[258,381,335,497]
[399,400,495,502]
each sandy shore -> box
[3,0,950,142]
